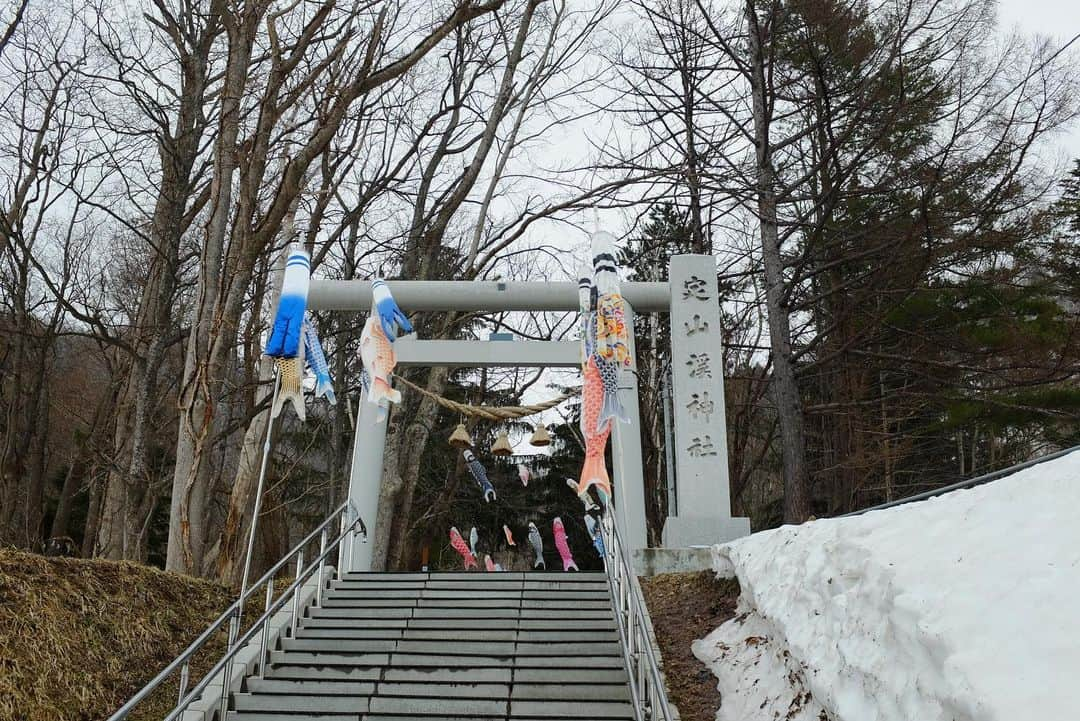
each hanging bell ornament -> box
[491,430,513,456]
[448,422,473,449]
[529,423,551,447]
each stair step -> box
[246,678,511,699]
[308,606,614,620]
[513,667,629,684]
[370,697,507,716]
[516,617,614,630]
[296,628,616,643]
[269,651,510,668]
[282,639,518,655]
[298,616,616,632]
[329,579,609,592]
[509,700,635,718]
[300,616,411,628]
[244,677,631,702]
[244,679,377,696]
[281,638,624,656]
[265,666,512,684]
[318,598,613,610]
[301,617,515,630]
[419,581,528,592]
[338,572,604,581]
[268,650,625,669]
[228,714,345,721]
[515,641,623,656]
[232,693,534,717]
[512,683,630,701]
[325,589,608,601]
[359,717,505,721]
[339,573,434,581]
[232,693,371,713]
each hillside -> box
[0,549,230,721]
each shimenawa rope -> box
[392,374,578,421]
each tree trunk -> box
[375,366,450,571]
[50,394,108,542]
[166,12,257,574]
[216,230,292,586]
[747,2,810,523]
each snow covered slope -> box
[694,450,1080,721]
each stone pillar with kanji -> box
[662,255,751,547]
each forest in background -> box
[1,0,1077,579]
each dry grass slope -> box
[639,571,741,721]
[0,548,230,721]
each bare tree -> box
[167,0,507,576]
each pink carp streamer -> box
[449,527,477,570]
[576,357,612,508]
[552,517,579,572]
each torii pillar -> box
[661,255,750,549]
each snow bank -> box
[695,450,1080,721]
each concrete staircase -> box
[227,571,634,720]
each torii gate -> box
[307,254,749,571]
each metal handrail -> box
[599,515,675,721]
[106,502,366,721]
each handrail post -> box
[316,528,328,607]
[219,610,240,715]
[177,662,189,706]
[258,580,274,679]
[290,550,304,638]
[218,611,237,721]
[337,510,348,573]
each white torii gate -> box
[307,254,749,571]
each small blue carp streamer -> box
[372,278,413,341]
[302,317,336,405]
[265,244,311,358]
[463,449,497,502]
[585,514,605,558]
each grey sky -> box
[996,0,1080,159]
[995,0,1080,41]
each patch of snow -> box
[697,449,1080,721]
[694,604,828,721]
[710,546,736,579]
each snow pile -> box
[695,450,1080,721]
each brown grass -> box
[0,548,232,721]
[639,571,741,721]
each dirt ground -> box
[639,571,741,721]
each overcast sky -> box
[996,0,1080,41]
[996,0,1080,158]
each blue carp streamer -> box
[265,245,311,358]
[372,279,413,341]
[302,317,336,405]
